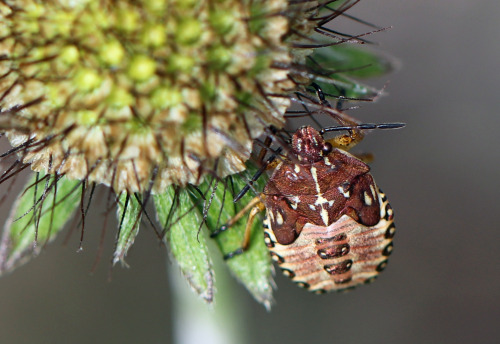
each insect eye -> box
[322,142,332,155]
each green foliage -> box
[308,45,394,99]
[113,192,142,266]
[192,165,274,308]
[154,187,214,303]
[313,45,392,78]
[0,172,81,274]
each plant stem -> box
[168,257,248,344]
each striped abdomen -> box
[264,189,395,293]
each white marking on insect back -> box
[370,184,377,199]
[296,138,302,152]
[338,185,350,198]
[285,170,298,181]
[309,204,316,211]
[310,166,331,225]
[276,211,284,225]
[323,157,335,170]
[294,165,300,173]
[364,191,373,206]
[310,167,321,194]
[268,210,275,223]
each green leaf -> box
[193,165,274,308]
[113,192,142,266]
[305,45,395,101]
[310,45,393,78]
[0,172,81,275]
[154,187,214,303]
[309,74,381,100]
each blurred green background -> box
[1,1,499,343]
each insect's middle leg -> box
[211,195,266,260]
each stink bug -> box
[261,125,398,293]
[212,121,402,293]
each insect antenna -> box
[327,5,382,30]
[232,122,297,203]
[320,122,405,134]
[233,146,283,203]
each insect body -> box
[215,125,398,293]
[263,126,395,292]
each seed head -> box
[0,0,295,193]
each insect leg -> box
[222,201,266,260]
[210,195,264,238]
[210,195,267,259]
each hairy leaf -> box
[311,45,393,78]
[193,165,274,309]
[155,187,214,303]
[113,192,142,266]
[0,172,81,274]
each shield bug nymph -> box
[262,125,398,293]
[213,122,402,293]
